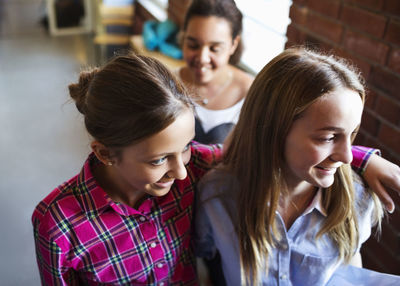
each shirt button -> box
[157,263,163,268]
[280,274,287,280]
[139,216,146,222]
[150,242,157,248]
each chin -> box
[315,178,335,189]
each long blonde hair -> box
[223,48,381,284]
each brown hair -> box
[183,0,243,64]
[69,53,193,155]
[224,48,382,284]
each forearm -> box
[351,145,380,175]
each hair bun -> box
[68,68,99,114]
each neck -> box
[92,163,145,208]
[278,182,317,229]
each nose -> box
[168,156,187,180]
[331,139,353,164]
[197,47,211,65]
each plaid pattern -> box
[350,145,380,175]
[32,142,222,286]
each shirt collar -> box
[76,153,153,218]
[303,188,327,217]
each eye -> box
[186,42,199,50]
[210,46,221,53]
[151,157,167,166]
[183,142,191,152]
[319,135,336,142]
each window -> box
[235,0,292,73]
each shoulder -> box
[173,66,183,79]
[231,66,254,96]
[198,168,237,202]
[352,171,383,245]
[190,141,223,163]
[352,172,374,214]
[32,174,84,239]
[185,141,223,182]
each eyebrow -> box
[151,137,195,158]
[316,126,344,132]
[185,36,225,46]
[316,126,360,133]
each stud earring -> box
[107,161,113,166]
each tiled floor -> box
[0,0,98,284]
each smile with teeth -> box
[153,179,175,189]
[316,166,337,173]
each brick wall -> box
[286,0,400,275]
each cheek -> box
[183,46,197,61]
[119,163,164,186]
[212,53,230,67]
[285,141,322,171]
[182,151,192,165]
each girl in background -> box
[195,48,394,285]
[178,0,253,144]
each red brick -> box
[378,222,400,252]
[385,20,400,47]
[384,0,400,18]
[378,123,400,154]
[286,23,306,44]
[289,4,308,26]
[388,48,400,74]
[340,5,387,38]
[369,67,400,100]
[307,0,341,18]
[361,110,381,136]
[362,248,387,273]
[304,34,333,51]
[285,40,297,49]
[362,236,400,274]
[365,137,400,166]
[292,0,308,5]
[375,95,400,125]
[365,89,378,109]
[343,30,389,64]
[305,13,344,43]
[387,203,400,229]
[344,0,384,10]
[353,132,366,145]
[333,48,372,78]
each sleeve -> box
[33,214,77,286]
[351,145,380,175]
[189,141,223,179]
[194,187,217,260]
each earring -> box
[107,161,113,166]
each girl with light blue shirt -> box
[195,48,399,285]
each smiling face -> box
[283,88,363,192]
[107,108,195,199]
[182,16,238,84]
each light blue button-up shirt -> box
[195,169,376,286]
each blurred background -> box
[0,0,399,285]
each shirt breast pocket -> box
[291,250,340,286]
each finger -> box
[385,165,400,195]
[371,181,395,213]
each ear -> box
[230,35,240,55]
[91,141,113,165]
